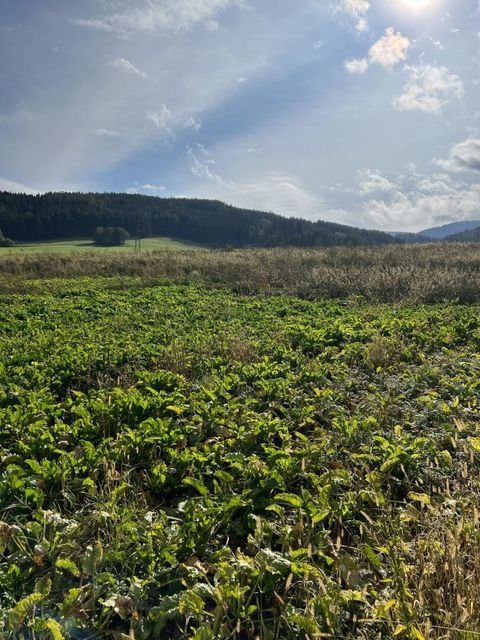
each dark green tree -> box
[0,228,14,247]
[94,226,130,246]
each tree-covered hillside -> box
[0,192,396,248]
[445,226,480,242]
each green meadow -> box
[0,237,201,255]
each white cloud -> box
[186,145,323,217]
[338,0,370,33]
[416,174,463,194]
[187,144,221,181]
[146,104,174,138]
[344,28,410,74]
[362,182,480,231]
[73,0,244,36]
[344,57,368,74]
[394,65,464,114]
[92,128,120,137]
[357,168,397,195]
[110,58,148,79]
[183,116,202,131]
[142,183,166,193]
[435,137,480,172]
[368,28,410,69]
[127,183,167,195]
[0,176,39,194]
[227,173,324,218]
[428,37,444,51]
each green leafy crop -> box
[0,281,479,638]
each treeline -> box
[0,191,396,248]
[445,226,480,243]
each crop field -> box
[1,275,480,639]
[1,237,201,255]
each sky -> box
[0,0,479,232]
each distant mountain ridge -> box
[0,191,396,248]
[444,226,480,242]
[419,219,480,240]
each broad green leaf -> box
[36,575,52,597]
[166,405,184,415]
[8,592,44,628]
[256,549,291,575]
[45,619,65,640]
[55,557,81,577]
[179,590,205,616]
[407,492,431,506]
[274,492,303,508]
[182,477,209,496]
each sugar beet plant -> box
[0,281,480,639]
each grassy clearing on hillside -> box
[0,237,201,255]
[0,243,479,302]
[1,281,480,639]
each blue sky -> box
[0,0,479,231]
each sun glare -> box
[402,0,434,8]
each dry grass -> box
[0,243,479,302]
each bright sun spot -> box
[402,0,434,8]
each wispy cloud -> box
[110,57,148,79]
[187,144,221,181]
[186,144,323,217]
[127,183,167,194]
[92,128,121,137]
[394,65,464,114]
[73,0,244,36]
[337,0,370,33]
[146,104,174,138]
[183,116,202,131]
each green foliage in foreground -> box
[1,282,480,639]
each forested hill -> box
[0,191,396,248]
[444,226,480,242]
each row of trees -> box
[0,192,397,248]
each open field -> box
[0,237,201,255]
[1,276,480,639]
[0,243,479,302]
